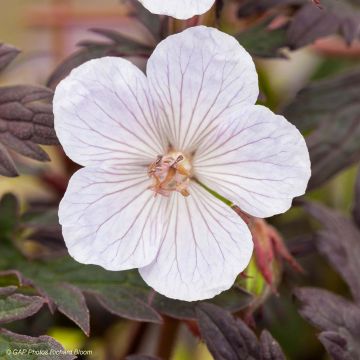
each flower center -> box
[148,151,192,197]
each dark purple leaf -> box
[87,28,154,48]
[0,329,76,360]
[318,331,351,360]
[0,288,45,324]
[197,303,259,360]
[283,69,360,189]
[0,85,57,176]
[260,330,286,360]
[287,3,339,48]
[0,194,252,334]
[47,48,106,90]
[37,283,90,336]
[239,0,360,47]
[295,287,360,359]
[196,303,286,360]
[0,143,17,177]
[0,241,163,333]
[47,28,154,88]
[152,286,253,320]
[295,287,360,331]
[303,201,360,303]
[238,0,304,18]
[92,287,162,324]
[0,44,20,73]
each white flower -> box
[54,26,311,301]
[138,0,215,19]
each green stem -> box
[194,178,233,207]
[194,178,253,225]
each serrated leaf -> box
[283,68,360,189]
[295,287,360,332]
[0,241,255,334]
[0,85,57,176]
[303,201,360,304]
[283,69,360,132]
[287,3,338,48]
[295,287,360,359]
[0,44,20,73]
[0,195,253,334]
[196,303,286,360]
[152,286,253,320]
[260,331,286,360]
[0,287,45,324]
[238,0,360,47]
[0,247,162,329]
[237,0,304,18]
[0,329,75,360]
[318,331,351,360]
[317,0,360,44]
[38,283,90,336]
[47,27,154,89]
[92,287,162,324]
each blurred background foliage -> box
[1,0,360,359]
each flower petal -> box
[54,57,166,168]
[147,26,258,152]
[193,105,311,218]
[59,166,165,270]
[138,0,214,20]
[139,182,253,301]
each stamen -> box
[148,152,191,197]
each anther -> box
[148,152,191,197]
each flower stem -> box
[156,317,180,359]
[194,178,233,206]
[194,178,253,225]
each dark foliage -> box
[0,329,75,360]
[47,0,162,89]
[238,0,360,47]
[0,194,253,337]
[303,198,360,302]
[235,17,288,58]
[2,0,360,357]
[196,303,286,360]
[0,44,20,72]
[296,188,360,359]
[284,68,360,190]
[295,288,360,360]
[0,286,45,324]
[0,47,57,177]
[47,29,155,89]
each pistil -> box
[148,152,192,197]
